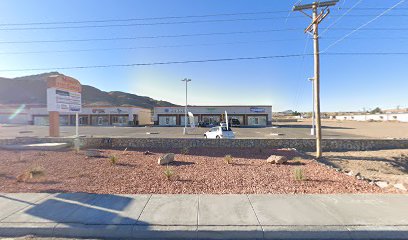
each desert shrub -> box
[37,152,47,156]
[17,167,45,182]
[29,167,45,178]
[164,166,174,180]
[224,155,233,164]
[181,147,189,155]
[109,155,118,165]
[294,167,305,181]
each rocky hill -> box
[0,72,178,109]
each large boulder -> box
[158,153,175,165]
[86,149,102,158]
[267,155,288,164]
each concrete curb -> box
[0,142,71,151]
[1,224,408,239]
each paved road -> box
[1,193,408,239]
[0,123,364,139]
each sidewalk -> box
[0,193,408,240]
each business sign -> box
[250,107,266,113]
[164,108,185,113]
[47,75,82,113]
[90,108,129,114]
[47,88,81,113]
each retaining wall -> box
[1,137,407,152]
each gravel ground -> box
[0,148,384,194]
[318,149,408,191]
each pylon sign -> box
[46,74,82,137]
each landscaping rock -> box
[393,183,407,191]
[375,181,389,188]
[158,153,175,165]
[86,149,102,158]
[267,155,287,164]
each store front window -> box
[112,115,128,126]
[180,116,199,126]
[202,115,221,125]
[159,116,177,126]
[91,116,109,126]
[247,116,267,126]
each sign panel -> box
[47,75,82,114]
[47,88,81,113]
[250,107,266,113]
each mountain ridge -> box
[0,72,178,109]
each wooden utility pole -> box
[293,0,338,158]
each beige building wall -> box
[137,109,152,125]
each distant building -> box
[153,105,272,127]
[0,105,152,126]
[335,113,408,123]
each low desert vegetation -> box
[164,166,174,180]
[224,154,233,164]
[294,167,305,181]
[109,155,118,165]
[17,166,45,182]
[181,147,190,155]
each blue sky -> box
[0,0,407,112]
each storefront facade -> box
[24,106,152,126]
[153,106,272,127]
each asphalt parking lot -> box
[1,120,407,139]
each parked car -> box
[198,121,219,128]
[204,126,235,139]
[229,118,241,127]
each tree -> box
[370,107,383,114]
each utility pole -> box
[293,0,338,158]
[181,78,191,135]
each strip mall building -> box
[153,106,273,126]
[0,105,152,126]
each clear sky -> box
[0,0,407,112]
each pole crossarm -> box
[293,0,339,11]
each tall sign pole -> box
[293,0,338,158]
[181,78,191,135]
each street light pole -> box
[181,78,191,135]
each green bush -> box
[224,155,233,164]
[294,167,305,181]
[109,155,118,165]
[181,147,190,155]
[164,166,174,180]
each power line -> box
[1,14,408,31]
[0,54,310,72]
[0,28,301,44]
[0,52,407,72]
[2,35,407,55]
[0,16,306,31]
[1,27,408,45]
[0,10,291,26]
[0,38,307,55]
[320,0,364,36]
[323,0,407,52]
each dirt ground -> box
[0,148,384,194]
[316,149,408,191]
